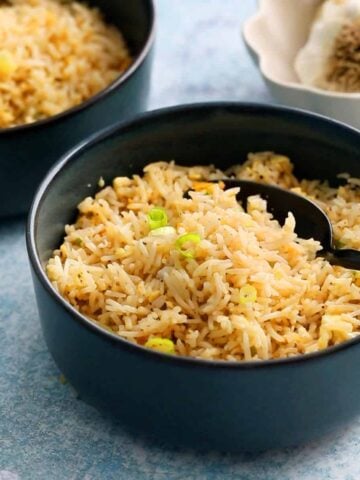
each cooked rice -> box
[46,152,360,361]
[0,0,131,128]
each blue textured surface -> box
[1,1,359,479]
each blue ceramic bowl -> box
[27,103,360,452]
[0,0,154,217]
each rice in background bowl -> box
[0,0,154,217]
[0,0,131,128]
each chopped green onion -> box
[145,337,175,354]
[239,284,257,304]
[147,207,168,230]
[74,237,83,247]
[150,226,176,236]
[175,233,201,259]
[334,239,346,249]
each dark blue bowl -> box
[0,0,154,217]
[27,103,360,451]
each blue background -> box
[1,1,359,478]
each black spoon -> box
[203,179,360,270]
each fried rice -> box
[46,152,360,361]
[0,0,131,128]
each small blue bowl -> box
[27,103,360,451]
[0,0,155,217]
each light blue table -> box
[1,1,359,479]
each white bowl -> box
[243,0,360,129]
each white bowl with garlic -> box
[243,0,360,129]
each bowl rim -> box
[27,101,360,371]
[0,0,156,135]
[242,0,360,100]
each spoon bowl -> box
[218,179,360,270]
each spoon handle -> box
[324,249,360,270]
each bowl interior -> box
[87,0,153,57]
[33,104,360,270]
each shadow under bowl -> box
[27,103,360,452]
[0,0,155,218]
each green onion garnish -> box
[147,207,168,230]
[74,238,83,247]
[150,226,176,236]
[175,233,201,259]
[334,239,346,249]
